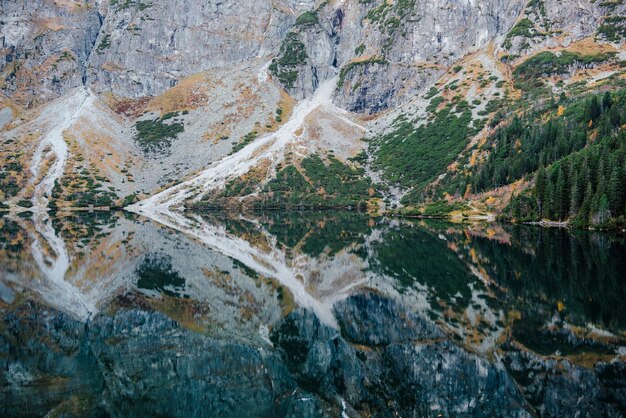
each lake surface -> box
[1,211,625,417]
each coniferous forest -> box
[478,90,626,228]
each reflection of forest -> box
[460,225,626,333]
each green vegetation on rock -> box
[513,51,616,93]
[134,112,185,153]
[370,103,474,204]
[295,11,319,26]
[205,154,376,210]
[261,155,375,209]
[269,32,308,89]
[338,57,389,88]
[596,16,626,42]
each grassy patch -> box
[513,51,616,92]
[295,11,318,26]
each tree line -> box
[506,90,626,228]
[473,90,624,194]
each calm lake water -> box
[1,211,625,417]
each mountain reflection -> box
[2,211,626,417]
[2,211,624,348]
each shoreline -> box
[2,204,625,234]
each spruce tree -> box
[602,91,612,112]
[609,165,623,214]
[570,170,582,216]
[536,167,547,217]
[578,183,594,225]
[546,180,555,220]
[598,194,611,225]
[589,95,601,122]
[556,167,567,220]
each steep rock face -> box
[332,0,525,113]
[0,301,105,418]
[503,0,626,54]
[0,0,102,106]
[271,0,525,113]
[88,308,331,418]
[86,0,308,98]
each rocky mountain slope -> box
[2,0,625,224]
[2,1,626,416]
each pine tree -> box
[570,170,582,216]
[597,194,611,225]
[546,180,555,220]
[555,166,568,220]
[602,91,612,112]
[608,164,624,214]
[577,183,594,225]
[536,167,547,217]
[588,95,601,122]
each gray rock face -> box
[86,0,301,98]
[2,0,620,113]
[0,0,102,106]
[331,0,526,113]
[337,61,441,114]
[272,0,525,113]
[271,293,530,417]
[504,0,626,54]
[0,107,12,129]
[503,343,626,417]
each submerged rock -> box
[503,343,626,417]
[271,293,530,417]
[1,293,624,417]
[0,301,105,418]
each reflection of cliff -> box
[2,213,626,416]
[0,213,286,340]
[0,299,333,418]
[142,211,375,327]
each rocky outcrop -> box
[503,0,626,54]
[331,0,526,113]
[86,0,304,98]
[271,293,530,417]
[271,0,525,113]
[0,0,102,106]
[503,343,626,417]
